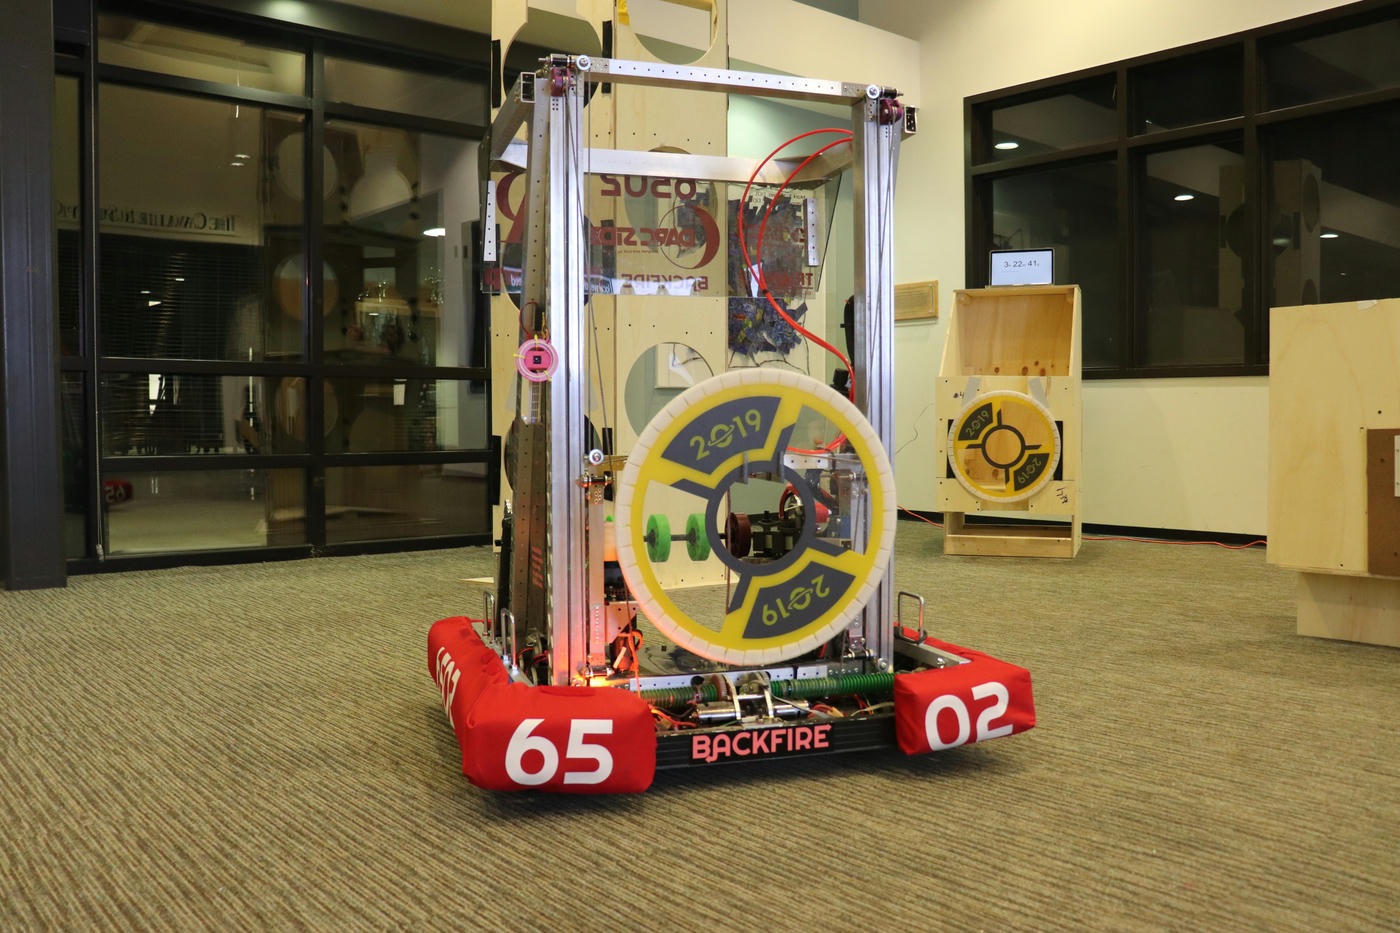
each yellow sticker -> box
[618,0,630,25]
[948,390,1061,503]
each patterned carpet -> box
[1,521,1397,931]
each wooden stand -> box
[935,286,1082,558]
[1268,298,1400,647]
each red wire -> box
[751,137,857,389]
[737,128,852,277]
[1083,534,1266,549]
[899,506,943,528]
[736,127,855,456]
[519,299,540,339]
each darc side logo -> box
[495,171,722,275]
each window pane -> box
[322,121,481,368]
[98,16,304,94]
[1266,15,1400,109]
[100,373,305,456]
[98,85,305,361]
[61,373,89,559]
[104,468,304,554]
[325,378,488,452]
[1267,107,1400,309]
[983,77,1116,161]
[1140,142,1247,367]
[324,57,484,125]
[1134,46,1242,134]
[990,161,1119,366]
[55,76,82,357]
[324,464,489,543]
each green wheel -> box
[645,513,671,563]
[685,512,710,562]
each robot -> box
[429,54,1034,792]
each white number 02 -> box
[923,681,1013,750]
[505,718,614,786]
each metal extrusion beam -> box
[546,73,589,685]
[584,57,884,105]
[488,73,535,162]
[506,75,555,645]
[850,96,902,670]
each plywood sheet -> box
[1296,571,1400,648]
[1268,299,1400,574]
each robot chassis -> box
[445,54,1034,783]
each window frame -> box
[965,0,1400,378]
[59,0,496,572]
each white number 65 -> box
[505,718,615,786]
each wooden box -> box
[935,285,1082,557]
[1268,298,1400,647]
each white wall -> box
[857,0,1354,535]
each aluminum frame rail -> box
[502,57,905,682]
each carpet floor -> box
[1,520,1397,932]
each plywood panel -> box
[614,0,728,155]
[943,513,1079,558]
[1296,571,1400,648]
[1267,298,1400,574]
[944,286,1079,377]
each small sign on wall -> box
[989,248,1053,287]
[894,280,938,322]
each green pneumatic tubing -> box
[640,672,896,709]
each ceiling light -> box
[423,227,447,237]
[147,300,162,307]
[1174,193,1195,202]
[1320,232,1339,239]
[230,160,245,167]
[234,153,251,160]
[174,277,185,282]
[140,289,150,295]
[994,141,1019,150]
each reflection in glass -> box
[1140,142,1247,367]
[1135,46,1243,134]
[324,57,484,125]
[991,161,1118,367]
[97,16,305,94]
[490,170,838,311]
[101,373,305,456]
[322,121,481,368]
[1266,15,1400,109]
[1267,107,1400,309]
[98,84,305,361]
[105,468,303,554]
[55,76,81,357]
[324,378,487,452]
[324,464,489,543]
[985,77,1117,161]
[61,374,89,558]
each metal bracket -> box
[896,591,926,642]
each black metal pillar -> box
[0,0,66,589]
